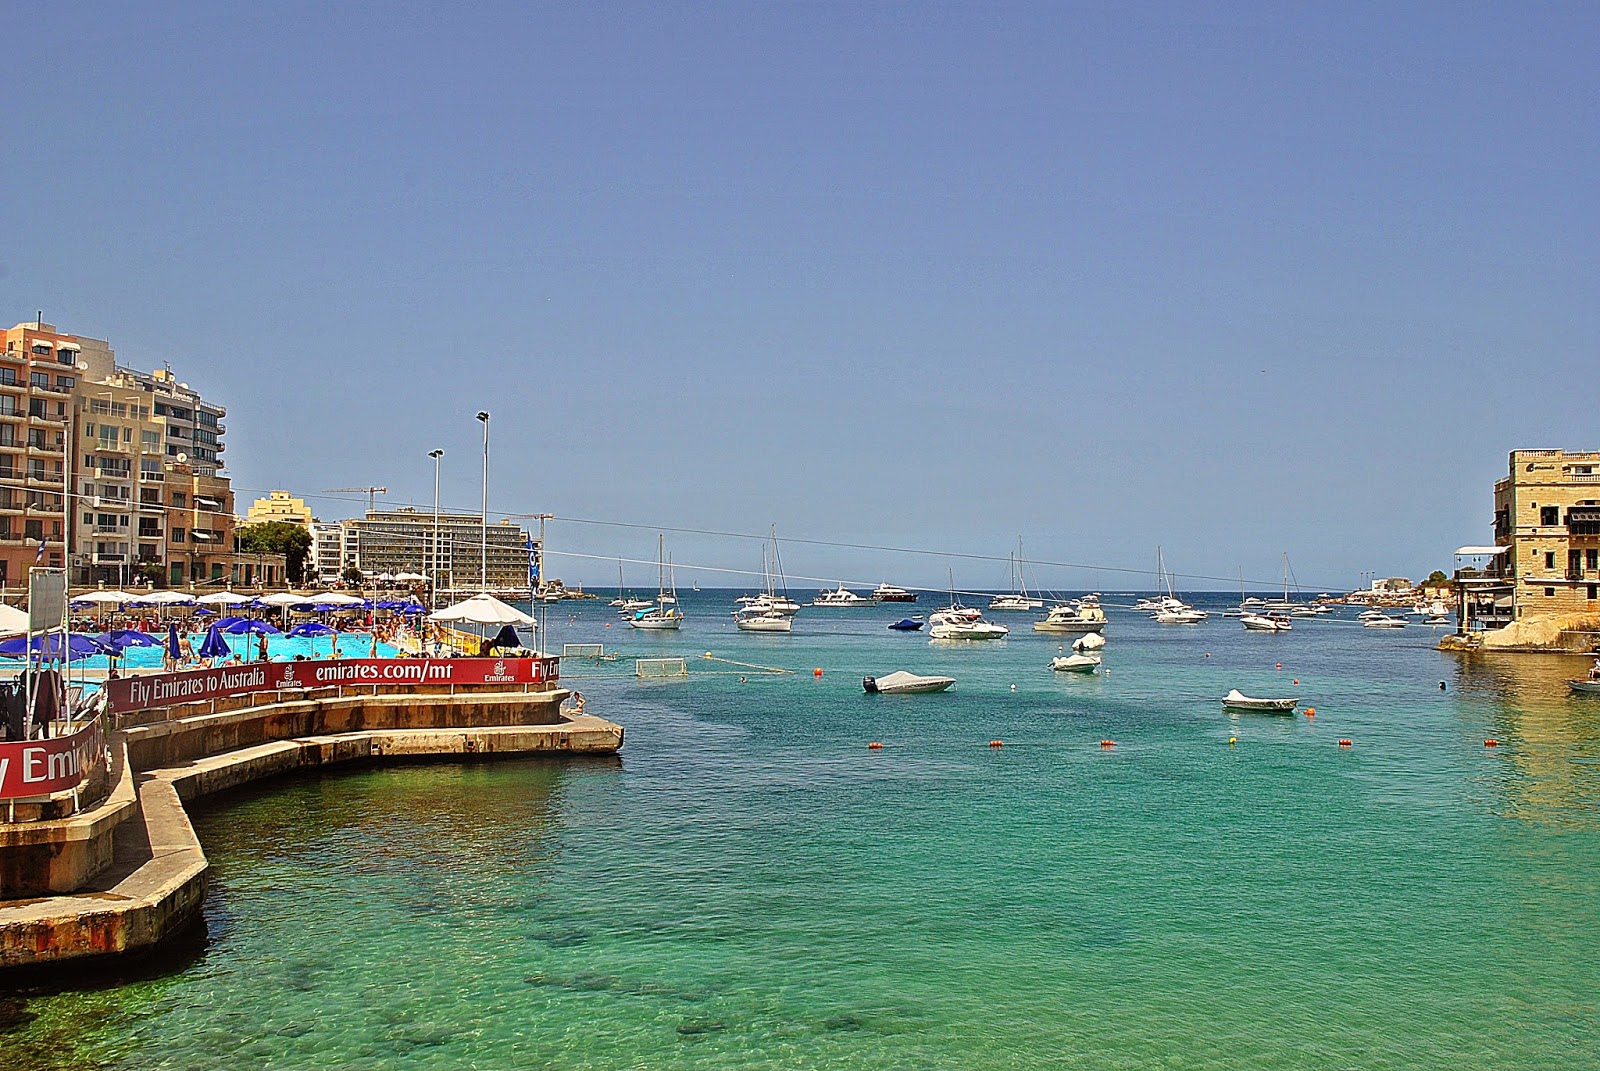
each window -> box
[1590,585,1598,601]
[0,427,16,447]
[172,527,185,542]
[173,492,187,508]
[29,373,50,390]
[1541,506,1560,526]
[24,519,42,541]
[0,368,15,386]
[1546,552,1556,569]
[1546,587,1556,597]
[31,342,50,355]
[55,376,74,391]
[1588,549,1598,570]
[0,397,14,416]
[27,399,46,419]
[141,430,160,450]
[57,351,75,366]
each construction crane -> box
[323,486,388,512]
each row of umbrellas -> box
[0,619,346,662]
[0,594,536,662]
[70,590,429,615]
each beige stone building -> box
[246,490,313,527]
[1494,449,1600,618]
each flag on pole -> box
[526,537,539,586]
[34,538,46,564]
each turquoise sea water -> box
[1,632,399,679]
[5,592,1600,1069]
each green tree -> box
[341,565,365,588]
[236,521,314,585]
[1425,570,1449,586]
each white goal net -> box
[635,657,688,678]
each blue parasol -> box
[222,619,282,636]
[0,633,115,661]
[167,623,181,661]
[286,621,338,637]
[398,602,427,615]
[196,624,233,660]
[105,629,162,649]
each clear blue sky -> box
[4,2,1595,592]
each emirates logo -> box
[493,659,506,676]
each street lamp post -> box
[429,448,443,609]
[476,411,489,592]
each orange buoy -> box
[1305,707,1316,717]
[813,668,823,678]
[868,741,884,750]
[1292,679,1299,685]
[1338,738,1353,747]
[604,622,611,628]
[1484,739,1499,748]
[1275,662,1282,670]
[1100,739,1115,749]
[988,740,1004,748]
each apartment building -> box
[72,372,168,586]
[163,461,238,586]
[0,321,82,588]
[342,507,534,590]
[1492,449,1600,619]
[75,348,226,477]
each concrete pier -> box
[1,687,621,976]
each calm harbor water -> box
[5,591,1599,1070]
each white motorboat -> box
[1049,653,1102,673]
[1221,689,1299,714]
[1155,606,1207,624]
[863,671,956,694]
[929,609,1009,640]
[616,598,653,612]
[812,585,874,607]
[1033,599,1107,634]
[734,609,792,632]
[871,582,918,603]
[1363,614,1407,629]
[1569,674,1600,696]
[1072,632,1106,651]
[1241,612,1292,632]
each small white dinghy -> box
[1049,653,1102,673]
[863,671,956,695]
[1221,689,1299,714]
[1072,632,1106,652]
[1569,679,1600,696]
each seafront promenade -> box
[0,654,622,976]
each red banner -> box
[103,656,560,716]
[0,718,104,800]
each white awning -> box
[1454,546,1510,556]
[191,531,212,541]
[56,341,81,351]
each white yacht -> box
[738,529,802,616]
[929,609,1009,640]
[630,536,684,630]
[812,585,874,607]
[734,608,792,632]
[1241,611,1293,632]
[1033,599,1108,634]
[989,540,1045,611]
[871,582,918,603]
[1363,614,1407,629]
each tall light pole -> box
[429,448,443,608]
[476,411,489,592]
